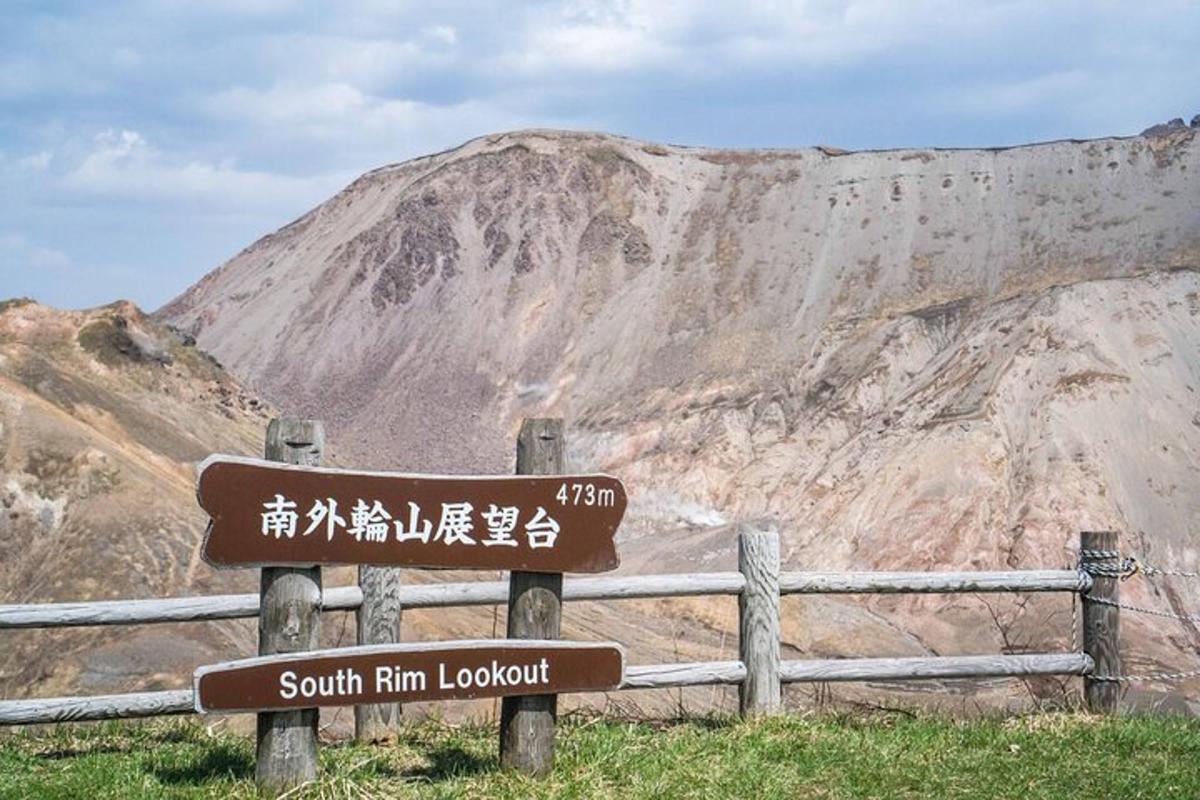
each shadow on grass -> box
[404,743,493,782]
[589,714,738,733]
[150,742,253,786]
[36,743,139,760]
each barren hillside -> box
[160,128,1200,710]
[0,300,272,698]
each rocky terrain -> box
[159,125,1200,711]
[0,300,273,698]
[0,300,726,720]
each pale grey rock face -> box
[160,128,1200,710]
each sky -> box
[2,1,1198,311]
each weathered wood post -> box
[738,522,781,717]
[355,564,402,742]
[1081,530,1121,714]
[499,418,564,774]
[257,418,324,792]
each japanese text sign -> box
[197,456,626,573]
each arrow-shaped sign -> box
[194,640,626,713]
[197,455,626,573]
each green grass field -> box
[1,712,1197,799]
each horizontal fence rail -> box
[0,653,1095,726]
[0,570,1086,630]
[780,570,1090,595]
[621,661,748,689]
[0,690,195,726]
[0,586,364,629]
[779,653,1094,683]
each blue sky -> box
[2,1,1198,311]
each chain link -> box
[1139,562,1200,580]
[1081,593,1200,623]
[1077,544,1200,683]
[1089,668,1200,683]
[1080,547,1200,580]
[1079,548,1138,579]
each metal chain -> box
[1075,544,1200,683]
[1081,593,1200,623]
[1088,668,1200,683]
[1069,590,1079,652]
[1080,547,1200,580]
[1079,548,1138,579]
[1139,562,1200,580]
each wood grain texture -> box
[0,587,362,629]
[780,653,1093,682]
[738,524,781,716]
[1081,530,1121,714]
[500,418,564,776]
[354,565,402,742]
[620,661,747,689]
[257,418,324,793]
[780,570,1089,594]
[0,690,194,726]
[395,573,744,608]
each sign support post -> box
[499,418,564,775]
[355,564,402,742]
[256,418,324,793]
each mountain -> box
[0,300,272,698]
[160,127,1200,710]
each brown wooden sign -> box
[194,640,625,713]
[197,455,626,573]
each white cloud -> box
[200,83,541,164]
[204,83,371,128]
[495,0,1051,78]
[247,32,456,94]
[16,151,52,170]
[0,232,71,272]
[422,25,458,46]
[60,129,348,210]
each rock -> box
[1141,118,1188,137]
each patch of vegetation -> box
[77,316,144,367]
[23,449,79,494]
[0,297,36,314]
[165,337,225,383]
[2,712,1199,799]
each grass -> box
[1,712,1199,799]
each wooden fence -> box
[0,536,1104,726]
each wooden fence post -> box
[257,418,324,793]
[738,523,781,716]
[499,418,564,775]
[1081,530,1120,714]
[355,565,403,742]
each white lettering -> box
[279,668,364,700]
[376,665,393,693]
[280,670,298,699]
[428,658,553,692]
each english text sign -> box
[197,456,625,573]
[194,640,625,713]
